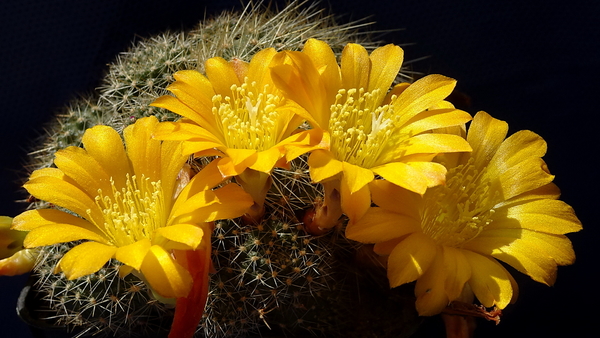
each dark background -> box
[1,1,597,337]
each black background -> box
[1,1,598,337]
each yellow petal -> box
[340,181,371,222]
[53,146,111,197]
[406,162,448,188]
[499,183,561,206]
[160,140,189,205]
[341,161,374,194]
[308,150,343,183]
[369,180,422,218]
[280,128,326,161]
[270,49,331,129]
[494,157,554,201]
[23,175,101,225]
[119,265,134,278]
[345,207,421,243]
[403,133,473,156]
[153,120,223,144]
[367,44,404,104]
[153,224,204,251]
[170,183,253,224]
[165,70,215,119]
[372,162,430,195]
[0,217,26,260]
[463,250,513,309]
[373,238,402,256]
[340,43,370,91]
[404,109,472,135]
[272,100,312,141]
[269,58,314,116]
[58,242,116,280]
[217,153,257,177]
[224,148,259,167]
[382,82,410,105]
[12,209,102,236]
[302,38,341,99]
[441,246,472,301]
[82,124,131,189]
[387,232,437,288]
[171,160,225,212]
[393,74,457,125]
[0,248,39,276]
[491,199,582,234]
[414,247,449,316]
[488,129,547,174]
[205,56,240,98]
[115,238,152,271]
[24,224,109,247]
[28,167,64,180]
[140,245,192,298]
[151,95,213,131]
[172,69,215,96]
[183,141,225,157]
[229,57,249,82]
[466,111,508,168]
[246,48,277,88]
[200,183,254,221]
[123,116,162,182]
[466,228,575,285]
[523,231,577,266]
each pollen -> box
[328,88,403,168]
[421,158,499,247]
[91,174,166,247]
[211,77,288,151]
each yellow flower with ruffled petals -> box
[270,39,473,227]
[12,116,253,299]
[346,111,582,315]
[151,48,320,218]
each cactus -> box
[26,242,173,338]
[22,1,421,337]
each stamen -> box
[421,158,499,247]
[328,88,403,168]
[211,78,288,151]
[92,174,165,247]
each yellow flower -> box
[270,39,472,228]
[151,48,321,218]
[12,116,253,299]
[346,111,582,315]
[0,216,39,276]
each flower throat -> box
[421,158,498,247]
[90,174,165,247]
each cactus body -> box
[23,2,419,337]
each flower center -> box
[211,78,288,151]
[420,158,498,247]
[91,174,166,247]
[329,88,405,168]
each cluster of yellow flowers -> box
[2,39,581,337]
